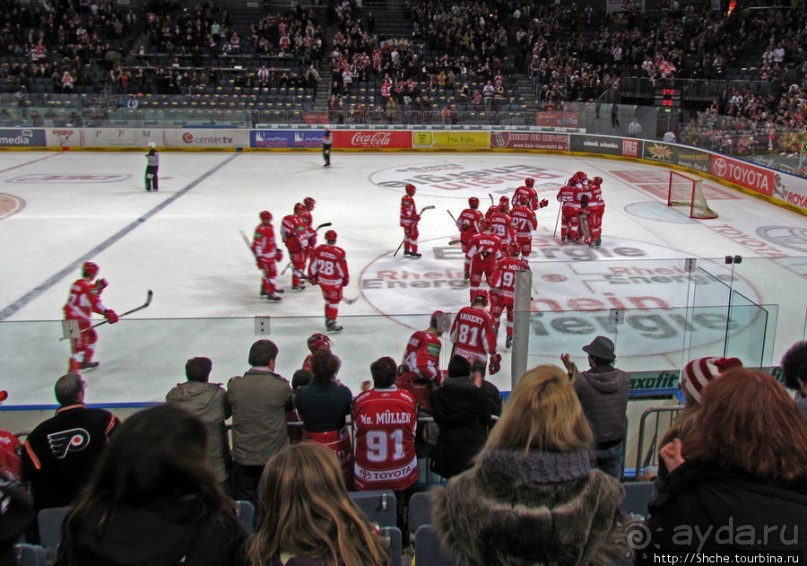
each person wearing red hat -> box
[561,335,630,479]
[63,262,119,372]
[302,332,331,371]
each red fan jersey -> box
[63,279,108,322]
[308,244,349,286]
[353,387,418,491]
[450,305,498,362]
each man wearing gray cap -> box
[561,336,630,479]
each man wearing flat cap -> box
[561,336,630,479]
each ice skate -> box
[81,361,100,370]
[326,320,343,332]
[265,294,282,302]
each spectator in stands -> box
[470,358,502,419]
[56,404,245,566]
[780,341,807,416]
[636,368,807,564]
[294,350,353,487]
[561,336,630,479]
[240,443,388,566]
[429,355,493,479]
[353,356,418,532]
[21,373,120,512]
[628,117,643,137]
[0,473,33,566]
[226,339,294,506]
[432,365,630,565]
[166,356,231,492]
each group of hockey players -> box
[252,196,349,332]
[66,169,605,374]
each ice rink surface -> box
[1,150,805,407]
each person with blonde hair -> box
[241,443,388,566]
[432,365,630,565]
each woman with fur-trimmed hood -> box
[431,364,632,565]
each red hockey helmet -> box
[260,210,272,222]
[593,176,603,185]
[82,261,99,279]
[307,332,331,353]
[576,171,587,179]
[325,229,337,243]
[508,242,521,256]
[294,202,306,215]
[431,310,450,334]
[525,177,535,187]
[405,184,416,196]
[304,197,316,210]
[499,195,510,210]
[478,218,490,231]
[473,289,489,306]
[469,196,479,209]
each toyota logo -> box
[713,157,727,177]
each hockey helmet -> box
[576,171,587,179]
[478,218,490,231]
[294,202,306,215]
[260,210,272,222]
[499,195,510,210]
[593,176,603,185]
[307,333,331,353]
[431,310,451,334]
[405,184,416,196]
[508,242,521,256]
[82,261,100,279]
[468,196,480,209]
[325,229,337,243]
[473,289,489,306]
[525,177,535,187]
[304,197,316,210]
[147,142,156,149]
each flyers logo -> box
[47,428,90,459]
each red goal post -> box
[667,171,718,219]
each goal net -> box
[667,171,718,219]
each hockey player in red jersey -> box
[353,356,419,493]
[396,310,448,413]
[513,177,540,210]
[281,203,309,290]
[300,196,318,265]
[464,219,502,303]
[456,196,484,254]
[400,184,421,258]
[450,289,500,373]
[587,176,605,247]
[252,211,283,301]
[485,195,510,220]
[510,198,539,258]
[556,181,580,243]
[63,261,119,372]
[490,242,531,349]
[486,196,517,247]
[302,332,331,371]
[308,230,349,332]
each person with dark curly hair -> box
[780,340,807,416]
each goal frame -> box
[667,171,718,219]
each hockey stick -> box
[343,295,358,305]
[61,290,154,340]
[393,205,435,257]
[552,205,562,237]
[488,193,495,206]
[280,223,332,274]
[447,209,458,224]
[448,239,461,245]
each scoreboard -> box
[654,87,682,111]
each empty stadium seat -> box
[349,489,397,527]
[414,524,461,566]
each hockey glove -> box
[539,199,549,208]
[343,277,349,287]
[464,271,470,280]
[488,352,502,375]
[275,249,283,262]
[308,276,318,286]
[104,309,119,324]
[95,278,109,292]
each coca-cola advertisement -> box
[332,130,412,149]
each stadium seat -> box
[235,500,255,534]
[380,526,402,566]
[414,524,461,566]
[37,506,70,557]
[349,489,397,527]
[15,544,47,566]
[407,491,432,539]
[619,481,655,518]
